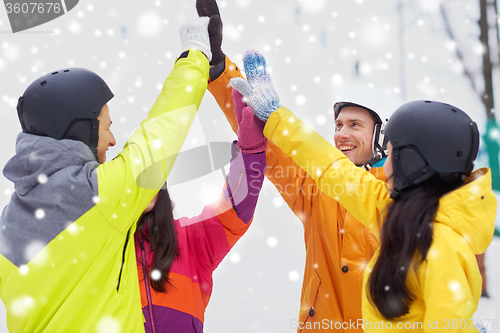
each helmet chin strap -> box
[390,146,436,200]
[363,123,387,171]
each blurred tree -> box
[440,0,500,190]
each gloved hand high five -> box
[230,50,281,122]
[196,0,224,67]
[179,17,213,62]
[232,89,268,154]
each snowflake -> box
[272,197,284,208]
[288,270,300,281]
[137,12,163,37]
[10,295,35,316]
[37,174,48,184]
[35,209,45,220]
[19,265,29,275]
[448,280,464,301]
[150,269,162,281]
[332,74,343,85]
[230,252,241,263]
[301,0,326,13]
[296,95,307,106]
[266,236,278,248]
[66,223,79,235]
[25,241,47,263]
[152,139,162,149]
[97,316,121,333]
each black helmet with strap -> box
[17,68,114,159]
[383,100,479,199]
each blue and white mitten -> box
[230,50,280,122]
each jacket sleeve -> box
[95,50,210,234]
[179,141,266,273]
[264,107,391,237]
[420,225,481,332]
[207,56,324,227]
[207,55,245,135]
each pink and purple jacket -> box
[135,141,265,333]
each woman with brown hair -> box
[135,86,267,333]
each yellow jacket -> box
[264,107,497,333]
[208,57,382,332]
[0,50,208,332]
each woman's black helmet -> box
[383,100,479,199]
[17,68,114,159]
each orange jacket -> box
[208,56,384,332]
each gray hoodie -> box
[0,132,98,267]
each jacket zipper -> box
[116,230,130,291]
[140,238,157,333]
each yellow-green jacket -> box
[0,50,209,332]
[264,107,497,333]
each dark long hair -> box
[368,173,463,319]
[135,189,179,292]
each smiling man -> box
[208,52,404,333]
[334,106,376,166]
[220,49,405,332]
[209,54,404,333]
[332,83,403,170]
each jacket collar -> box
[435,168,496,254]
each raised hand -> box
[230,50,280,122]
[196,0,224,66]
[179,17,212,62]
[232,89,268,153]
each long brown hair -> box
[136,189,179,292]
[367,173,462,319]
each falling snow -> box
[0,1,498,332]
[150,269,162,281]
[295,95,307,106]
[266,236,278,248]
[97,316,121,333]
[137,12,163,37]
[10,296,35,316]
[34,209,45,220]
[24,241,46,263]
[37,174,48,184]
[229,252,241,263]
[288,270,300,282]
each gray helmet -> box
[383,100,479,199]
[17,68,114,159]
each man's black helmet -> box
[383,100,479,199]
[17,68,114,158]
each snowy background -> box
[0,0,499,332]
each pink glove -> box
[232,89,268,154]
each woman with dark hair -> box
[231,50,496,332]
[134,87,267,333]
